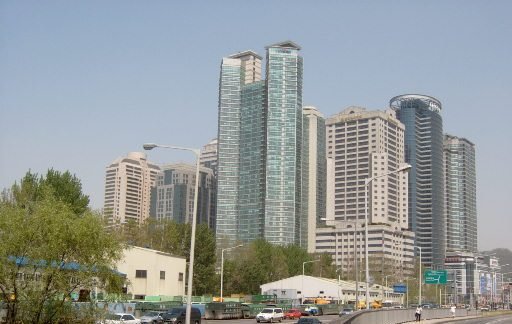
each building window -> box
[135,270,147,278]
[178,272,184,281]
[160,271,166,280]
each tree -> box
[0,184,123,323]
[10,169,90,215]
[191,224,217,295]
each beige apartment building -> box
[316,107,415,278]
[103,152,160,225]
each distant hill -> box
[482,248,512,276]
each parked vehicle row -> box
[99,306,202,324]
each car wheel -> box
[257,320,260,323]
[279,318,282,323]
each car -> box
[480,306,490,311]
[297,317,322,324]
[283,309,302,319]
[256,307,284,323]
[339,308,354,316]
[140,311,166,323]
[161,307,202,324]
[101,313,141,324]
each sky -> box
[1,1,511,251]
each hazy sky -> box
[1,1,511,251]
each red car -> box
[284,309,302,320]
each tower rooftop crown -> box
[266,40,301,50]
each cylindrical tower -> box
[390,94,445,268]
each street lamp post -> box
[364,164,411,309]
[302,259,320,303]
[143,143,200,324]
[416,246,422,306]
[220,245,243,302]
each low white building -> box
[260,275,401,305]
[116,246,186,299]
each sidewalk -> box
[403,315,481,323]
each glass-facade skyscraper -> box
[391,94,446,267]
[444,134,477,253]
[302,106,326,252]
[216,41,306,247]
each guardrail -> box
[335,308,480,324]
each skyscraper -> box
[264,41,303,245]
[216,41,305,247]
[200,138,218,176]
[317,107,414,276]
[103,152,160,225]
[152,163,215,228]
[391,94,445,267]
[444,134,477,253]
[216,50,262,245]
[302,106,326,252]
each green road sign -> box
[424,270,447,284]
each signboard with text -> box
[424,270,447,284]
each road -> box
[202,315,340,324]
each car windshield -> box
[142,311,159,316]
[105,314,122,320]
[261,309,273,313]
[343,309,352,312]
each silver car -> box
[140,311,165,323]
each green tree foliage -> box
[10,169,90,215]
[221,241,334,296]
[0,174,123,324]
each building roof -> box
[266,40,302,50]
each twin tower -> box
[216,41,476,269]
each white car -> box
[256,308,284,323]
[102,313,141,324]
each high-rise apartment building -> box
[200,138,218,230]
[317,107,414,276]
[391,94,445,267]
[151,163,215,228]
[200,138,218,176]
[302,106,326,252]
[103,152,160,225]
[216,41,305,247]
[444,134,477,253]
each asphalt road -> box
[202,315,340,324]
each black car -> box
[161,307,201,324]
[297,317,322,324]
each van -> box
[162,307,202,324]
[256,308,284,323]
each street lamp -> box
[220,244,243,302]
[364,163,411,309]
[302,259,320,303]
[416,246,422,306]
[143,143,200,324]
